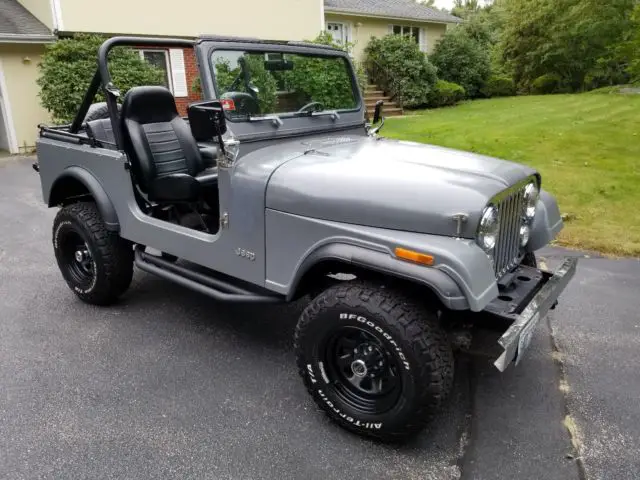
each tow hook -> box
[32,163,39,173]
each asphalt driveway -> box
[1,156,639,479]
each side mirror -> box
[367,100,385,137]
[187,100,227,142]
[372,100,384,125]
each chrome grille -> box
[493,186,526,277]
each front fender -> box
[48,166,119,231]
[288,242,470,310]
[527,189,563,252]
[265,210,499,312]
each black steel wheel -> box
[295,281,454,441]
[322,326,403,415]
[53,202,133,305]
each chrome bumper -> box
[493,257,578,372]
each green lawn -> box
[384,94,640,256]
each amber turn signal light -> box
[394,247,434,266]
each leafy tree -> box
[451,0,484,18]
[283,32,358,109]
[365,34,438,108]
[430,26,492,97]
[37,34,165,123]
[499,0,636,91]
[212,55,278,113]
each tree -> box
[430,22,492,97]
[37,34,165,123]
[499,0,636,91]
[365,34,438,108]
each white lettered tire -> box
[294,281,454,441]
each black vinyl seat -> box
[120,86,217,203]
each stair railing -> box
[365,59,405,110]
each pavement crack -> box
[547,314,588,480]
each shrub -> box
[481,75,517,97]
[531,73,563,94]
[428,80,466,107]
[213,56,279,113]
[282,33,358,110]
[37,34,166,123]
[365,35,437,108]
[429,28,491,98]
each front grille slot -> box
[494,187,525,277]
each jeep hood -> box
[265,136,537,238]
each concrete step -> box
[364,95,392,102]
[365,107,404,116]
[365,89,385,96]
[365,99,396,107]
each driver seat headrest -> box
[121,86,179,124]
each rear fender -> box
[48,166,119,231]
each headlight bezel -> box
[477,205,500,253]
[523,182,539,222]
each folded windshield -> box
[210,49,358,122]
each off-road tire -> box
[53,202,133,305]
[294,281,454,441]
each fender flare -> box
[286,242,469,310]
[527,189,563,252]
[48,166,120,231]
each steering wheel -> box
[297,102,325,114]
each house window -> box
[138,49,173,92]
[326,22,348,45]
[390,25,426,52]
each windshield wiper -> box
[311,110,340,121]
[249,114,283,127]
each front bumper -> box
[490,257,578,371]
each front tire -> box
[294,281,454,441]
[53,202,133,305]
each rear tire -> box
[294,281,454,441]
[53,202,133,305]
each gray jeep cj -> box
[34,36,577,441]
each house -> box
[324,0,461,60]
[0,0,54,153]
[0,0,458,154]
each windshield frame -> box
[206,42,363,124]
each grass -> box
[384,94,640,256]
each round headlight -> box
[523,182,539,220]
[520,224,531,247]
[477,206,500,251]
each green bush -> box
[283,33,357,110]
[428,80,466,107]
[213,56,279,113]
[531,73,563,94]
[365,35,437,108]
[481,75,517,97]
[429,28,491,98]
[37,34,166,123]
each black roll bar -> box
[69,36,195,150]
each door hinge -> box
[220,212,229,229]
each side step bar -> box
[134,247,283,304]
